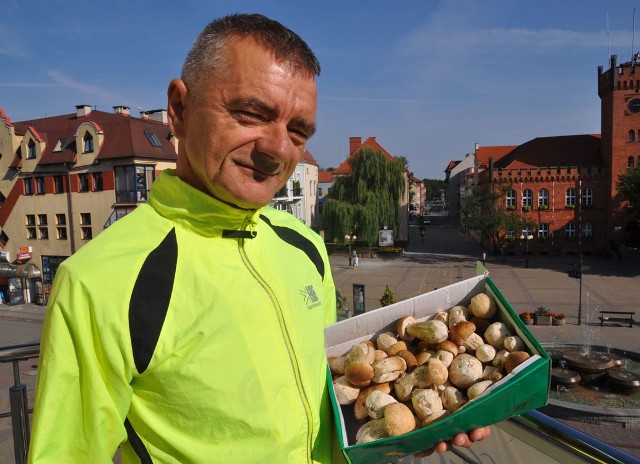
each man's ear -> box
[167,79,188,139]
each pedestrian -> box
[482,251,486,266]
[354,253,359,269]
[28,14,489,463]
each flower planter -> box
[522,318,533,325]
[534,315,551,325]
[552,318,566,326]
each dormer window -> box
[54,138,68,152]
[27,139,36,159]
[144,131,162,147]
[83,132,94,153]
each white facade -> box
[270,160,319,227]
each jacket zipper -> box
[237,230,314,463]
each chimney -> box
[76,104,92,118]
[349,136,361,154]
[140,110,149,120]
[113,105,131,116]
[147,109,168,124]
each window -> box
[27,139,36,159]
[35,176,45,195]
[83,132,94,153]
[506,189,517,209]
[538,188,549,208]
[144,131,162,147]
[80,213,92,240]
[78,174,89,192]
[582,187,593,207]
[24,178,34,195]
[582,223,593,238]
[56,214,67,240]
[565,223,576,238]
[26,214,36,239]
[38,214,48,239]
[53,137,68,152]
[522,189,533,208]
[538,223,549,238]
[0,192,5,207]
[565,188,576,206]
[629,156,635,167]
[0,231,8,247]
[41,256,67,284]
[115,165,156,203]
[630,130,636,142]
[505,230,515,240]
[54,175,64,194]
[92,172,103,192]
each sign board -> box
[18,246,32,254]
[0,251,10,263]
[378,229,394,247]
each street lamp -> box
[520,231,533,268]
[345,234,356,266]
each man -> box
[29,14,488,463]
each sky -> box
[2,1,640,180]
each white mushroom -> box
[396,315,416,342]
[503,335,525,352]
[467,380,494,400]
[333,375,360,405]
[484,322,511,349]
[406,320,449,344]
[372,356,407,383]
[440,385,468,412]
[365,390,397,419]
[492,349,510,368]
[475,344,496,363]
[356,418,388,444]
[482,365,504,382]
[448,353,483,389]
[411,388,443,422]
[376,331,399,353]
[328,356,347,375]
[469,293,497,319]
[448,305,469,329]
[354,383,391,421]
[346,341,375,366]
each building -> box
[270,149,319,228]
[0,105,177,300]
[331,136,410,243]
[451,54,640,255]
[408,173,426,214]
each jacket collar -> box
[148,170,261,237]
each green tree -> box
[379,285,397,307]
[322,148,406,246]
[461,184,535,252]
[423,179,445,202]
[616,166,640,218]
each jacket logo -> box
[300,285,321,310]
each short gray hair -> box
[182,14,321,101]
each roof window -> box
[144,131,162,147]
[53,138,69,152]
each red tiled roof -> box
[302,149,318,166]
[475,145,518,168]
[493,134,602,169]
[318,171,333,183]
[12,110,177,166]
[444,160,460,172]
[333,136,395,175]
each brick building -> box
[452,54,640,256]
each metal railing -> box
[0,343,40,464]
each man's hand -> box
[414,426,492,457]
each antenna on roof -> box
[633,7,637,63]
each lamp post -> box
[420,227,425,244]
[345,234,356,267]
[520,231,533,268]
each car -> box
[421,216,431,225]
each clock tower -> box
[598,54,640,245]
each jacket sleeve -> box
[28,264,133,463]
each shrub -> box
[379,285,397,307]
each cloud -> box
[46,70,124,101]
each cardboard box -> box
[325,273,550,464]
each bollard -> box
[10,361,30,464]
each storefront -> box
[0,263,43,305]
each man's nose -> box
[254,124,297,162]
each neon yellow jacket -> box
[29,170,337,463]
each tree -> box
[322,148,406,246]
[617,166,640,218]
[379,285,397,306]
[423,179,445,202]
[461,184,535,252]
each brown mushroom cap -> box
[504,351,531,373]
[354,383,392,420]
[345,362,375,387]
[450,320,476,344]
[387,341,408,357]
[396,315,416,342]
[397,350,418,372]
[437,340,459,356]
[426,358,449,386]
[384,402,416,436]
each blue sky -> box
[1,1,639,179]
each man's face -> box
[168,38,318,209]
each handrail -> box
[0,342,40,464]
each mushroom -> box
[374,349,388,363]
[345,362,374,387]
[460,333,484,353]
[492,349,510,368]
[393,359,447,401]
[448,305,469,328]
[482,365,504,382]
[415,351,435,366]
[504,351,531,373]
[353,382,391,421]
[355,419,388,444]
[440,385,468,412]
[346,341,375,366]
[421,409,450,426]
[372,356,407,383]
[383,402,416,436]
[406,320,449,344]
[387,341,408,357]
[448,353,483,389]
[376,331,399,353]
[333,375,360,405]
[432,311,449,325]
[328,356,347,375]
[475,344,496,363]
[411,388,443,422]
[503,335,525,352]
[397,350,418,372]
[449,320,476,345]
[467,380,494,400]
[484,322,511,349]
[469,293,497,319]
[396,315,416,342]
[365,390,397,419]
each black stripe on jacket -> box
[260,214,325,280]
